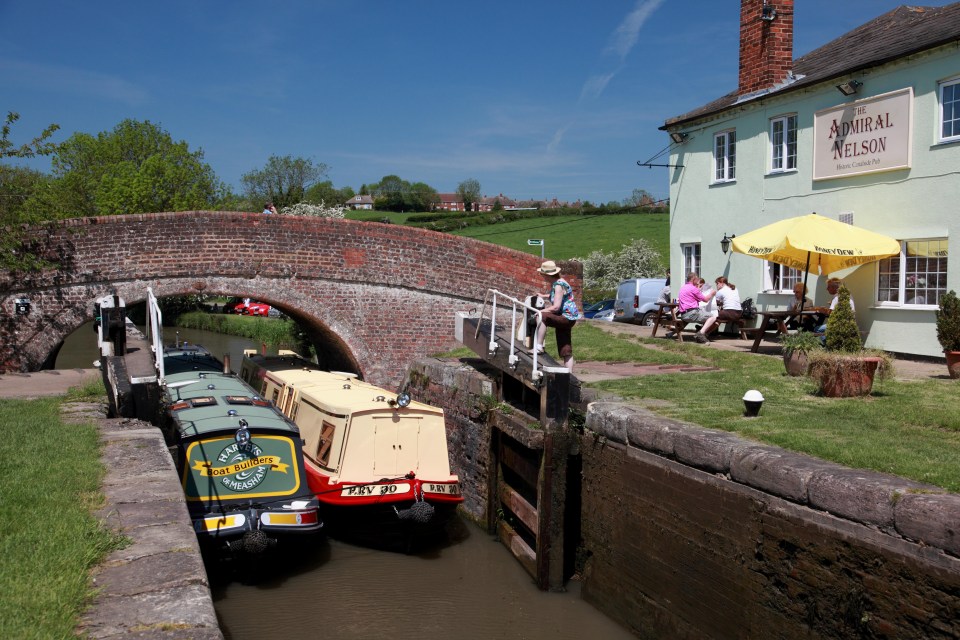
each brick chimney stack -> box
[738,0,794,95]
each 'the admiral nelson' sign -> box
[813,87,912,181]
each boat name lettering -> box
[341,482,411,497]
[424,483,460,495]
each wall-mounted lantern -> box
[721,233,736,255]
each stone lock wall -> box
[581,403,960,639]
[0,212,577,387]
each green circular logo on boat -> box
[216,441,268,492]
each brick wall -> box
[0,212,582,387]
[739,0,794,95]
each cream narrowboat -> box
[239,351,463,547]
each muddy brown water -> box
[208,515,634,640]
[57,325,634,639]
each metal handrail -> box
[146,287,165,383]
[476,288,548,380]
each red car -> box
[222,298,272,316]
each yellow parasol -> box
[730,212,900,311]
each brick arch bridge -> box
[0,212,581,387]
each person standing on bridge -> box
[263,202,278,214]
[534,260,582,372]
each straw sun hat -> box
[538,260,561,275]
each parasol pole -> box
[799,251,812,315]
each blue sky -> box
[1,1,946,205]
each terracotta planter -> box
[783,350,810,377]
[945,350,960,380]
[809,356,882,397]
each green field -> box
[449,212,668,262]
[346,209,670,263]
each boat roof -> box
[164,348,296,438]
[249,353,444,418]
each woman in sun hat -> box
[534,260,582,371]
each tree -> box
[305,180,355,207]
[456,178,481,212]
[408,181,439,211]
[623,188,655,208]
[576,238,664,293]
[0,112,60,159]
[25,119,224,218]
[241,155,329,208]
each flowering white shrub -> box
[577,238,663,291]
[279,201,345,219]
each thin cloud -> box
[0,58,149,105]
[579,70,618,102]
[605,0,665,61]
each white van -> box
[612,278,668,325]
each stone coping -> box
[586,402,960,558]
[69,404,223,639]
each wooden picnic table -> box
[650,302,678,338]
[749,309,822,352]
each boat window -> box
[318,421,336,467]
[225,396,253,404]
[190,396,217,407]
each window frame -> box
[713,130,736,183]
[769,114,798,173]
[939,77,960,143]
[762,261,803,294]
[875,238,948,310]
[681,243,701,277]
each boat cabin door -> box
[372,416,421,477]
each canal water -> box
[209,516,634,640]
[55,323,263,372]
[56,323,633,639]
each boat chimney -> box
[738,0,794,95]
[223,353,231,374]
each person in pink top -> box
[669,272,716,343]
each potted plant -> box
[779,330,822,376]
[935,289,960,379]
[807,285,892,397]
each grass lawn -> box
[459,322,960,492]
[0,379,124,639]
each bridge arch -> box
[0,212,580,387]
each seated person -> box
[704,277,742,335]
[669,272,716,344]
[814,277,855,335]
[786,282,817,331]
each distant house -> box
[434,193,466,212]
[476,193,518,212]
[346,194,374,210]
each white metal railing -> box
[146,287,165,383]
[476,288,564,380]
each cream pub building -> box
[661,0,960,358]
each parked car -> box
[612,278,668,326]
[221,297,274,317]
[592,308,615,322]
[583,299,615,319]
